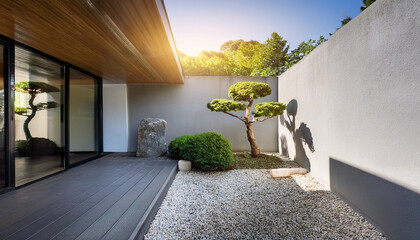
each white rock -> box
[178,160,191,171]
[269,168,307,178]
[145,170,385,240]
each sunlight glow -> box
[165,0,361,57]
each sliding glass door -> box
[0,37,103,189]
[69,69,99,165]
[0,45,6,189]
[14,47,64,186]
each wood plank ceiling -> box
[0,0,183,84]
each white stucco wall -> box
[103,83,129,152]
[126,76,278,152]
[278,0,420,238]
[279,0,420,192]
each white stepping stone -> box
[270,168,307,178]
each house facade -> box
[0,0,182,189]
[0,0,418,239]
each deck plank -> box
[0,154,178,240]
[5,161,144,240]
[102,164,177,240]
[0,160,137,238]
[49,168,161,240]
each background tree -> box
[329,15,352,36]
[179,32,289,77]
[225,40,262,76]
[360,0,376,11]
[282,36,326,71]
[207,81,286,157]
[15,81,59,140]
[251,32,289,76]
[179,50,229,76]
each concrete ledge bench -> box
[270,168,307,178]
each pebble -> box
[145,170,386,240]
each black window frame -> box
[0,34,104,190]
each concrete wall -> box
[126,76,278,152]
[278,0,420,238]
[103,83,129,152]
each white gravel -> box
[145,170,386,240]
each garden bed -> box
[232,152,300,169]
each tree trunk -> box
[23,93,36,140]
[245,122,260,157]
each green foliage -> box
[361,0,376,11]
[251,32,289,76]
[254,102,286,118]
[179,32,289,77]
[207,99,245,112]
[179,50,229,76]
[228,81,271,102]
[15,81,60,93]
[168,135,189,159]
[341,16,352,26]
[329,16,352,36]
[168,132,234,171]
[15,107,28,115]
[283,36,326,71]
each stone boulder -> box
[136,118,167,157]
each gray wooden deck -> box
[0,154,178,240]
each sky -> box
[165,0,363,56]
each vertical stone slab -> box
[136,118,167,157]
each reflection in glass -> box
[0,46,5,188]
[14,47,64,186]
[69,69,98,164]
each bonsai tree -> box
[207,81,286,157]
[15,81,59,140]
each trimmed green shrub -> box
[169,132,234,171]
[228,81,271,102]
[168,135,189,159]
[207,99,245,112]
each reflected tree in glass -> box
[15,81,60,156]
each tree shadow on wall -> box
[280,99,315,171]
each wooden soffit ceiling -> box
[0,0,184,84]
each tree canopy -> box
[179,32,329,77]
[283,36,327,71]
[15,81,60,94]
[180,32,289,77]
[228,81,271,102]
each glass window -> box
[14,47,64,186]
[69,69,98,164]
[0,45,5,188]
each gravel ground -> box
[145,170,386,240]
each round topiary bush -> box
[168,135,189,159]
[169,132,234,171]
